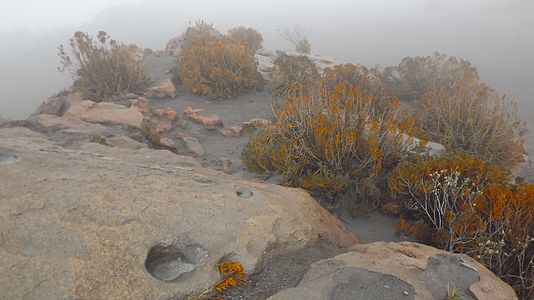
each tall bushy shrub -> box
[382,52,479,102]
[178,37,265,99]
[414,81,525,169]
[389,153,533,299]
[58,31,151,101]
[228,26,263,52]
[243,80,413,206]
[181,21,222,50]
[323,64,389,102]
[270,53,319,98]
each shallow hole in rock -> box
[145,244,208,282]
[237,189,253,198]
[0,148,21,165]
[223,241,346,300]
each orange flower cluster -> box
[213,261,247,293]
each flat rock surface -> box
[0,127,357,300]
[269,242,518,300]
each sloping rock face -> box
[0,127,357,300]
[269,242,517,300]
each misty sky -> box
[0,0,533,123]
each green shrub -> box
[178,37,265,99]
[270,53,319,98]
[58,31,152,102]
[228,26,263,52]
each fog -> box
[0,0,532,126]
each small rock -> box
[403,291,409,296]
[153,107,178,121]
[144,79,177,99]
[218,157,232,173]
[130,97,151,116]
[220,125,243,137]
[177,133,205,157]
[240,118,271,128]
[122,92,139,99]
[150,119,172,134]
[159,137,176,149]
[183,106,223,127]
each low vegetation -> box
[270,53,319,98]
[323,64,389,102]
[414,79,525,169]
[228,26,263,52]
[58,31,151,101]
[180,21,223,50]
[382,52,480,103]
[389,153,533,299]
[187,260,246,299]
[243,78,416,210]
[178,37,265,99]
[278,24,311,54]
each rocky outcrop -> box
[0,127,357,300]
[63,99,144,128]
[31,93,74,117]
[269,242,518,300]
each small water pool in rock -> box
[145,244,209,282]
[237,188,253,198]
[0,148,21,165]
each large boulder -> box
[63,99,144,128]
[0,127,358,299]
[269,242,517,300]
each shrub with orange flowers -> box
[228,26,263,52]
[243,79,415,210]
[178,37,265,100]
[389,153,533,299]
[323,64,389,102]
[270,53,319,99]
